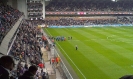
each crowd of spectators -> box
[46,0,133,12]
[8,20,48,79]
[117,16,133,24]
[44,17,117,26]
[44,17,133,26]
[0,3,23,44]
[10,20,42,64]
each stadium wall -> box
[0,0,8,3]
[7,0,17,9]
[17,0,28,19]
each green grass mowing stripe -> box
[95,28,133,52]
[84,28,133,62]
[64,28,132,78]
[57,42,89,79]
[86,27,133,50]
[112,27,133,40]
[55,28,112,79]
[90,27,133,51]
[43,28,84,78]
[63,42,111,79]
[97,27,133,40]
[75,29,133,63]
[100,27,133,40]
[86,27,133,59]
[44,28,87,79]
[44,28,110,79]
[57,42,90,79]
[46,28,109,79]
[112,27,133,34]
[43,27,133,78]
[47,28,90,79]
[77,27,133,71]
[49,28,128,78]
[77,27,133,74]
[80,28,133,60]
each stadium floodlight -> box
[112,0,116,2]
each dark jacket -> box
[120,75,133,79]
[18,71,34,79]
[0,65,10,79]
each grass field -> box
[44,27,133,79]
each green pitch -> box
[44,27,133,79]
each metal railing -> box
[52,47,73,79]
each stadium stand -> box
[46,0,133,12]
[1,0,133,79]
[44,17,119,26]
[45,0,133,26]
[43,16,133,26]
[0,2,23,45]
[7,20,49,79]
[0,2,48,79]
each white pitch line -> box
[45,28,87,79]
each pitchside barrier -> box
[50,47,73,79]
[47,24,133,28]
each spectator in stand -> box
[18,65,38,79]
[0,55,15,79]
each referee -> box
[75,45,78,50]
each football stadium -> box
[0,0,133,79]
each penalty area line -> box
[45,28,87,79]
